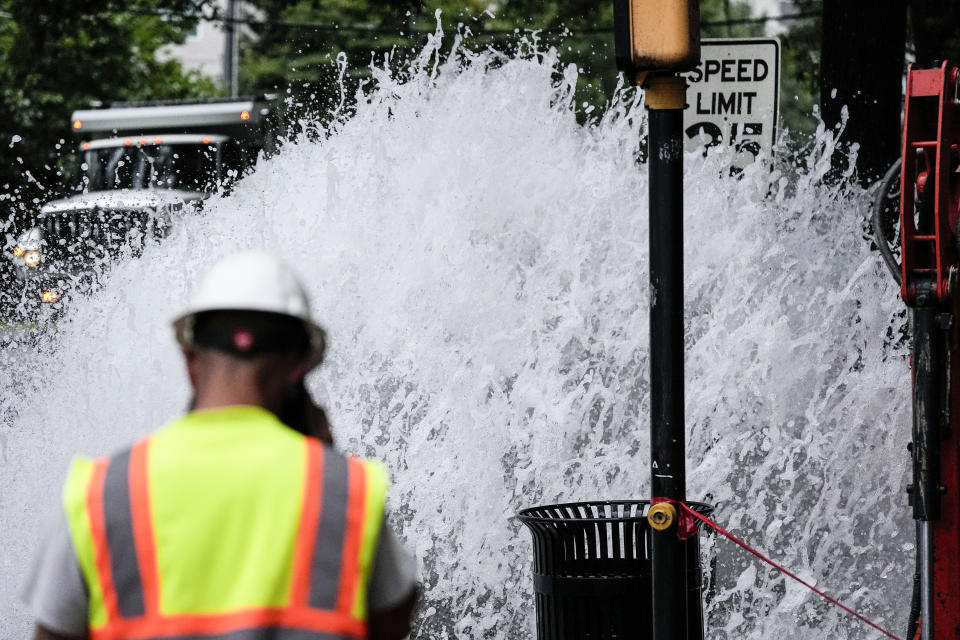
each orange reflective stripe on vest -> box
[337,458,367,614]
[65,409,387,640]
[290,440,324,608]
[87,458,122,623]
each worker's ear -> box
[182,349,199,388]
[286,358,310,384]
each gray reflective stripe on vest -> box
[102,447,146,618]
[309,449,349,609]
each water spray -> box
[1,15,916,639]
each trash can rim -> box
[516,499,713,525]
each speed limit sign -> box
[682,38,780,167]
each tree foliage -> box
[775,2,821,141]
[0,0,218,222]
[239,0,760,129]
[912,0,960,67]
[779,0,960,171]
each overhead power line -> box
[703,10,821,27]
[120,8,820,36]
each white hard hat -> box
[173,250,326,367]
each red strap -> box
[651,496,698,540]
[666,500,903,640]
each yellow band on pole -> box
[648,502,678,531]
[643,74,687,110]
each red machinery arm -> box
[899,60,960,640]
[900,62,960,305]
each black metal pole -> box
[648,93,687,640]
[911,302,944,640]
[223,0,238,97]
[912,304,943,524]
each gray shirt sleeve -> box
[367,514,417,612]
[21,507,89,637]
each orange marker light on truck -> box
[83,142,91,150]
[12,245,24,257]
[201,137,211,144]
[73,120,82,130]
[240,110,251,121]
[41,290,59,304]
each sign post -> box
[614,2,702,639]
[646,73,689,640]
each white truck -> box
[4,98,273,319]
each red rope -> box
[673,501,903,640]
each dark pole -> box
[911,302,943,640]
[820,0,906,184]
[646,75,688,640]
[223,0,238,97]
[611,4,700,636]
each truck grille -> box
[39,209,170,260]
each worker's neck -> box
[192,379,283,415]
[187,352,288,416]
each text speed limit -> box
[682,39,780,167]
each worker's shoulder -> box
[322,446,391,488]
[61,455,96,509]
[61,439,140,500]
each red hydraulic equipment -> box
[898,60,960,640]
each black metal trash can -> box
[517,500,713,640]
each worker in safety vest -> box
[23,250,417,640]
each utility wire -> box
[119,7,820,35]
[703,10,820,27]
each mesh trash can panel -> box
[517,500,712,640]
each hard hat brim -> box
[173,309,327,370]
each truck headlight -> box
[23,250,40,268]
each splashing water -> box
[0,30,912,639]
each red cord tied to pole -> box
[652,498,903,640]
[650,496,699,540]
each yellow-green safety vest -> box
[62,405,389,640]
